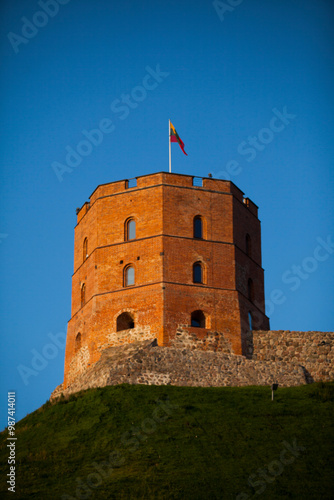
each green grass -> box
[1,383,333,499]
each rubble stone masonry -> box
[51,329,333,400]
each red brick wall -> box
[63,172,269,387]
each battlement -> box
[76,172,258,224]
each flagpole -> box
[169,119,171,173]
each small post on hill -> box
[271,383,278,401]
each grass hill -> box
[1,383,334,499]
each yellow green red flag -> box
[170,122,187,155]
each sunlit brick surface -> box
[63,172,269,387]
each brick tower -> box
[63,172,269,387]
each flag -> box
[170,122,187,155]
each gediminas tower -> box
[63,172,269,388]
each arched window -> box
[191,310,206,328]
[125,218,136,241]
[248,278,254,302]
[246,234,252,257]
[193,216,203,239]
[83,237,88,261]
[124,265,135,286]
[81,283,86,307]
[248,312,253,331]
[117,312,135,331]
[193,262,203,283]
[75,332,81,352]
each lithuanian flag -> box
[170,122,187,155]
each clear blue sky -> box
[1,0,333,430]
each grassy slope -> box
[0,383,333,499]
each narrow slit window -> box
[248,278,254,302]
[193,262,203,283]
[248,312,253,331]
[75,332,81,352]
[81,283,86,307]
[83,238,88,261]
[194,216,203,239]
[246,234,252,257]
[125,219,136,241]
[124,266,135,286]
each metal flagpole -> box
[169,119,171,173]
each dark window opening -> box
[194,216,203,239]
[117,312,135,331]
[193,262,203,283]
[248,278,254,302]
[81,283,86,308]
[83,238,88,261]
[75,332,81,352]
[248,311,253,331]
[246,233,252,257]
[191,310,206,328]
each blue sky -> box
[0,0,333,430]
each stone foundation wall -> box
[51,339,306,399]
[52,329,334,400]
[68,346,90,385]
[99,325,153,353]
[171,327,233,353]
[65,326,154,386]
[247,330,334,382]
